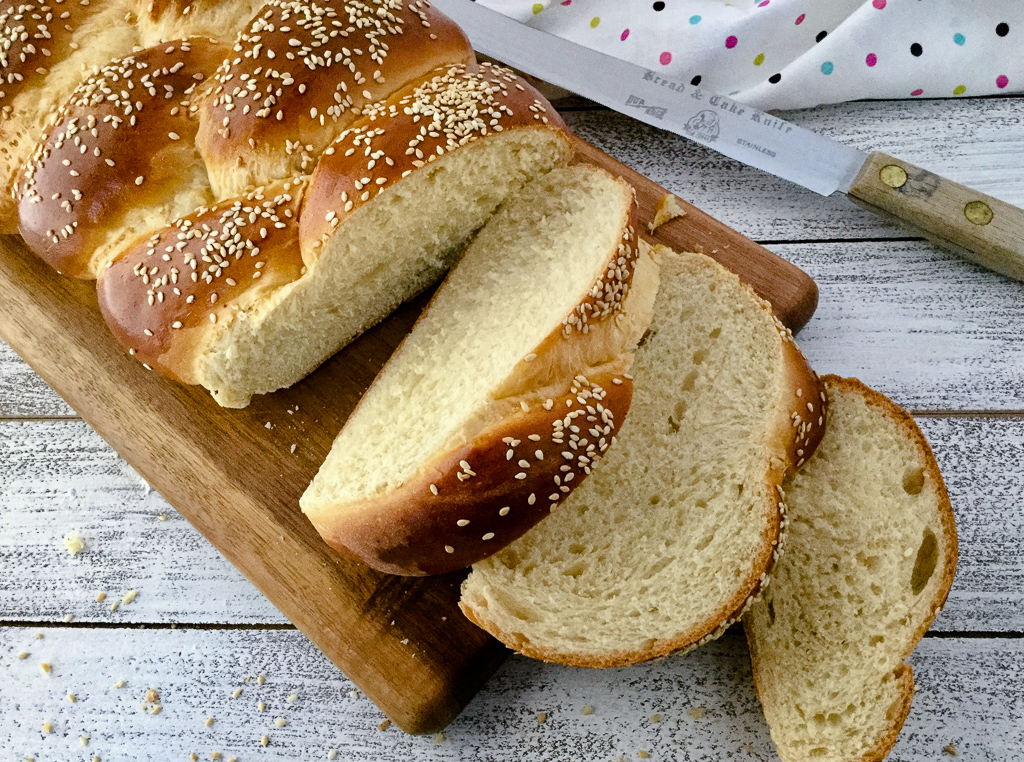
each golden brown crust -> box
[310,370,634,576]
[0,0,126,109]
[299,61,569,254]
[96,177,306,382]
[16,37,230,278]
[194,0,473,197]
[129,0,266,45]
[743,376,957,762]
[0,0,141,232]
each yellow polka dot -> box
[590,16,600,28]
[953,84,966,95]
[532,3,542,13]
[754,53,765,66]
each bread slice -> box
[744,376,957,762]
[459,248,826,667]
[301,164,655,576]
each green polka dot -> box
[590,16,600,28]
[754,53,765,66]
[532,3,543,13]
[954,84,966,95]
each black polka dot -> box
[910,42,923,56]
[690,75,702,86]
[815,30,827,43]
[768,73,782,84]
[653,1,665,11]
[997,22,1010,37]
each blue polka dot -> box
[821,61,834,75]
[953,33,966,46]
[689,14,701,24]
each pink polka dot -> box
[659,51,672,65]
[561,0,571,5]
[621,28,629,41]
[795,13,805,25]
[997,74,1009,88]
[911,88,923,96]
[758,0,769,6]
[725,35,738,49]
[872,0,886,8]
[865,53,877,67]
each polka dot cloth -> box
[477,0,1022,109]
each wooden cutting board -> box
[0,134,817,734]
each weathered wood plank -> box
[564,96,1024,243]
[2,417,1021,632]
[5,236,1024,419]
[785,240,1024,411]
[0,341,75,418]
[0,420,284,625]
[0,627,1019,759]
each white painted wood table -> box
[3,94,1024,761]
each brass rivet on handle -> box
[879,164,908,189]
[964,200,994,226]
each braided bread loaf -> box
[7,0,574,407]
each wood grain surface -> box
[2,415,1021,632]
[1,628,1020,761]
[5,95,1024,760]
[0,135,818,733]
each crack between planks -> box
[754,236,922,246]
[0,620,296,631]
[0,414,82,422]
[0,621,1019,640]
[909,409,1024,419]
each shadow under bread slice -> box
[744,376,957,762]
[460,247,826,667]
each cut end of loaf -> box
[460,248,825,667]
[301,164,645,574]
[744,376,957,762]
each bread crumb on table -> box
[63,531,86,556]
[688,706,705,719]
[328,750,338,760]
[944,744,958,756]
[145,689,160,703]
[205,717,214,727]
[42,722,53,733]
[17,651,28,660]
[122,590,138,605]
[582,705,594,716]
[260,735,269,747]
[67,693,77,703]
[79,736,89,746]
[638,752,650,759]
[286,693,298,702]
[96,592,107,603]
[377,720,391,731]
[40,662,51,674]
[189,754,198,761]
[257,674,266,685]
[231,688,242,698]
[63,614,74,623]
[537,712,547,724]
[650,713,662,723]
[647,193,687,233]
[433,733,443,745]
[274,718,287,728]
[115,680,125,689]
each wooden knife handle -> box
[848,151,1024,281]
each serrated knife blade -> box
[433,0,1024,282]
[433,0,865,196]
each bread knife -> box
[433,0,1024,282]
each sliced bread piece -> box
[459,248,826,667]
[300,164,656,576]
[744,376,957,762]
